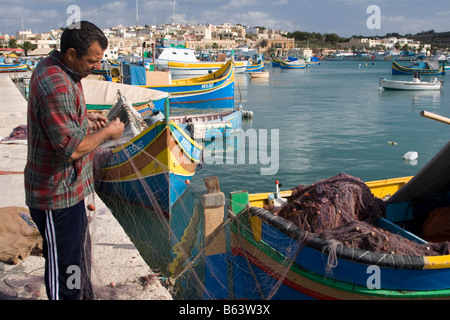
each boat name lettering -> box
[201,83,214,89]
[126,140,145,157]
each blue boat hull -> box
[392,61,446,75]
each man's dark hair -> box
[60,21,108,57]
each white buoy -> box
[403,151,418,161]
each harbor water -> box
[190,60,450,196]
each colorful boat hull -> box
[171,109,243,140]
[280,60,307,69]
[225,172,450,300]
[271,57,282,67]
[245,61,264,72]
[95,119,202,213]
[0,62,27,73]
[144,60,235,110]
[392,60,446,75]
[166,60,247,75]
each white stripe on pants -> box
[45,210,59,300]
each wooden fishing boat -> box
[144,60,235,110]
[379,75,443,91]
[82,78,168,117]
[0,62,27,73]
[94,93,202,213]
[166,60,247,75]
[271,56,282,67]
[249,71,269,79]
[392,60,445,75]
[223,139,450,299]
[280,59,307,69]
[245,61,264,72]
[170,108,243,140]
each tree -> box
[8,38,18,48]
[19,41,37,56]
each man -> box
[25,21,124,300]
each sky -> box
[2,0,450,38]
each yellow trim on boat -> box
[365,176,413,199]
[423,255,450,269]
[248,176,413,208]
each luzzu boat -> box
[0,62,27,73]
[379,74,443,91]
[271,56,282,67]
[392,60,445,75]
[222,140,450,300]
[143,60,235,110]
[280,59,307,69]
[82,78,168,117]
[245,61,264,72]
[94,93,202,213]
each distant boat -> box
[249,71,269,79]
[155,46,199,68]
[392,60,445,75]
[324,51,352,61]
[0,61,27,73]
[144,60,236,110]
[245,61,264,72]
[271,56,282,67]
[379,74,443,91]
[166,60,247,75]
[306,56,320,66]
[280,59,306,69]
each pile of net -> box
[270,173,450,256]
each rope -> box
[0,170,24,175]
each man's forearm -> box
[69,127,114,161]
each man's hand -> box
[87,113,108,131]
[106,117,125,140]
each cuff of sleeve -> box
[58,129,85,160]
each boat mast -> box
[172,0,176,25]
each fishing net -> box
[268,173,450,256]
[88,136,450,300]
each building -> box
[338,36,430,53]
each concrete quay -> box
[0,73,172,300]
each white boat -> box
[155,47,199,68]
[379,74,443,91]
[249,71,269,78]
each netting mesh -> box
[88,142,450,300]
[83,95,450,300]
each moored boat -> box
[245,61,264,72]
[94,93,202,213]
[271,56,282,67]
[143,60,235,110]
[280,59,306,69]
[82,78,168,116]
[0,62,27,73]
[166,60,247,75]
[392,60,445,75]
[222,138,450,299]
[249,71,269,79]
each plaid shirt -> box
[25,50,94,210]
